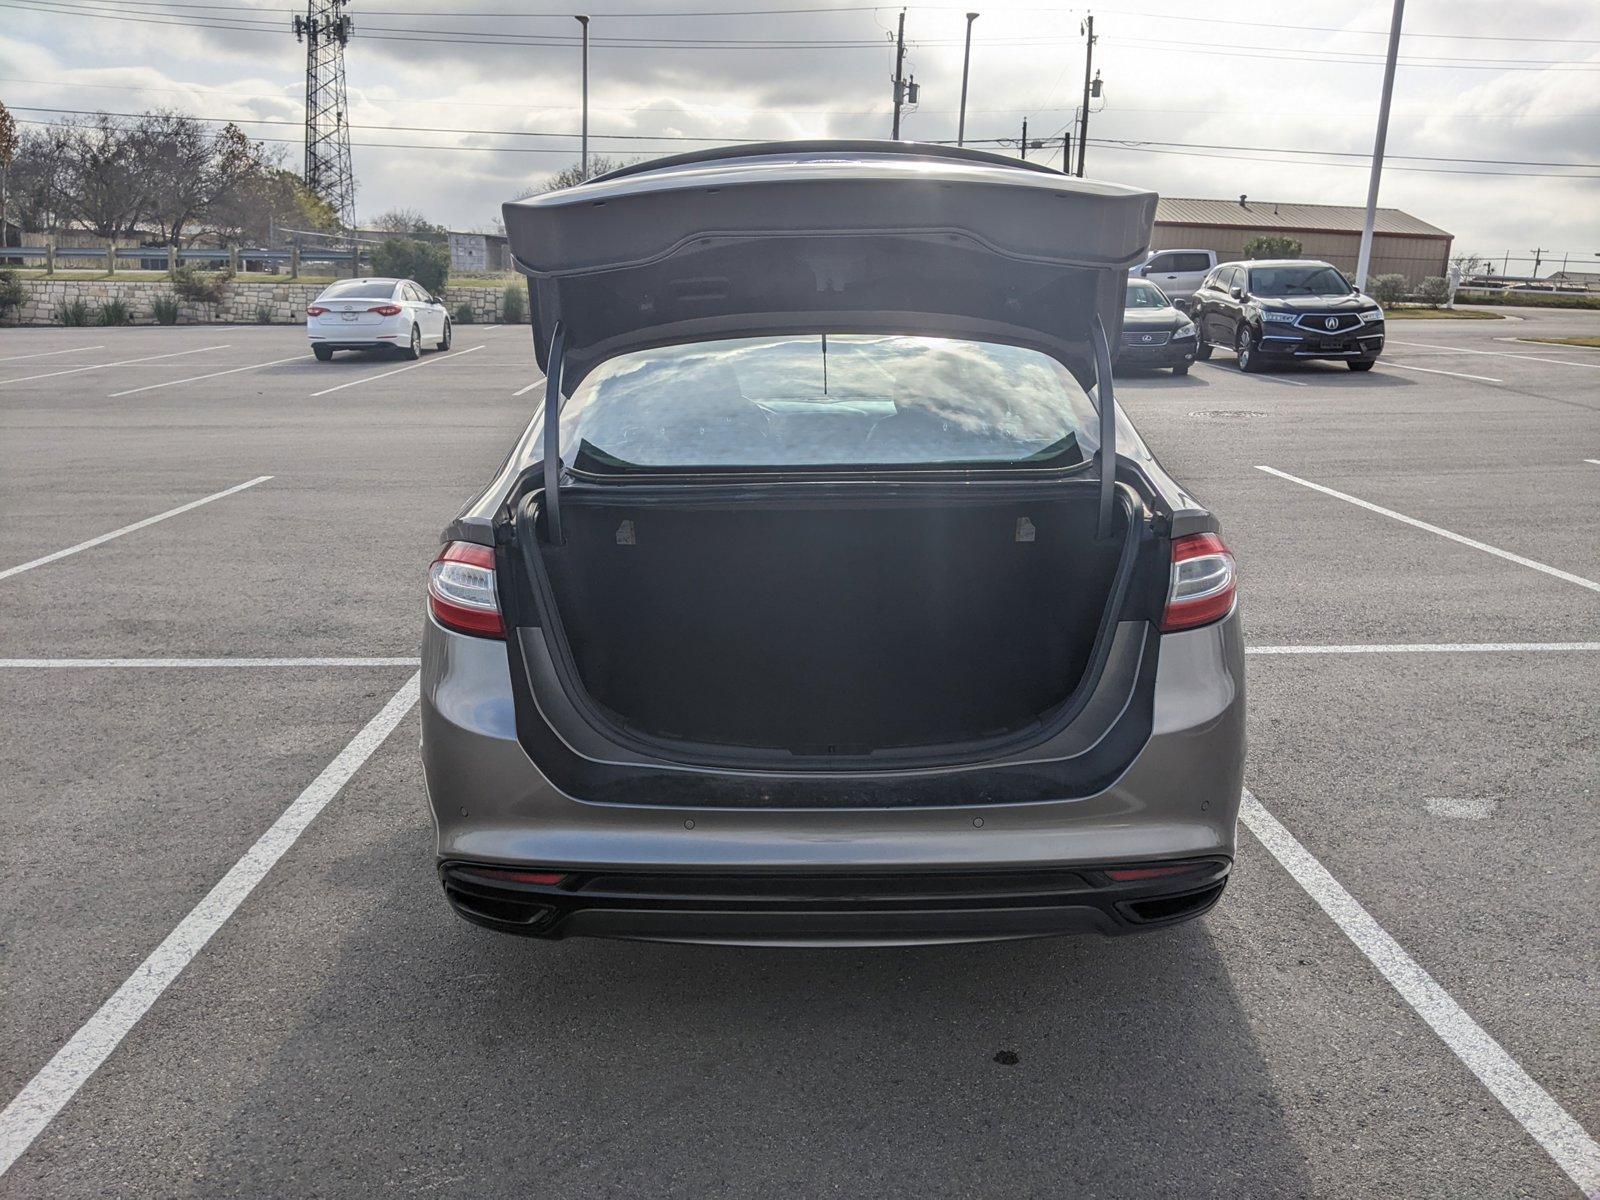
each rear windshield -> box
[317,280,399,300]
[1125,282,1169,309]
[1249,265,1350,297]
[560,334,1100,470]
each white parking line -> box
[1256,466,1600,594]
[0,657,420,669]
[1585,459,1600,466]
[108,354,310,397]
[479,324,503,332]
[0,345,105,364]
[512,378,544,397]
[0,477,272,581]
[1383,361,1502,384]
[0,345,230,386]
[0,674,420,1180]
[1387,339,1600,372]
[1247,642,1600,656]
[309,344,484,397]
[1240,790,1600,1196]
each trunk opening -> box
[519,483,1141,762]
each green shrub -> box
[151,294,181,325]
[1416,276,1451,307]
[370,238,451,294]
[58,298,92,326]
[1242,234,1302,259]
[501,284,527,324]
[169,264,233,307]
[95,298,133,326]
[1368,274,1408,306]
[453,301,475,325]
[256,304,275,325]
[1455,290,1600,311]
[0,267,26,322]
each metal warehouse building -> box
[1153,196,1453,284]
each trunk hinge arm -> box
[1091,314,1118,541]
[541,320,567,545]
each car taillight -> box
[427,542,504,638]
[305,305,328,316]
[1105,864,1202,882]
[369,304,403,316]
[1161,532,1236,632]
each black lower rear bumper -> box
[439,858,1231,946]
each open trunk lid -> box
[502,141,1158,388]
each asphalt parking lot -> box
[1,309,1596,1198]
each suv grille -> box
[1294,312,1361,334]
[1121,330,1171,347]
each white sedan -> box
[305,277,452,361]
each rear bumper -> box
[439,858,1231,945]
[420,613,1246,945]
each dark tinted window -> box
[1170,252,1212,272]
[561,334,1100,470]
[1250,265,1351,297]
[319,280,399,300]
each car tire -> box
[1235,325,1262,373]
[313,345,333,362]
[1194,334,1212,361]
[437,318,452,352]
[1348,360,1375,372]
[403,323,422,360]
[1173,363,1190,376]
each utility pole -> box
[891,8,908,139]
[291,0,356,234]
[1019,118,1028,160]
[1062,131,1071,175]
[957,12,977,147]
[1354,0,1404,290]
[576,16,590,177]
[1529,246,1547,278]
[1075,13,1095,177]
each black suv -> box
[1189,259,1385,372]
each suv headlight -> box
[1173,322,1197,339]
[1359,307,1384,324]
[1260,311,1298,324]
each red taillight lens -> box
[427,541,504,638]
[305,305,328,316]
[458,866,568,887]
[369,304,403,316]
[1105,864,1202,882]
[1161,532,1237,632]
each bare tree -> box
[6,127,74,234]
[521,155,635,197]
[0,101,17,247]
[133,110,213,245]
[371,207,445,237]
[62,113,146,239]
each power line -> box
[49,0,1600,43]
[8,0,1600,65]
[16,112,1600,178]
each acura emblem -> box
[1324,316,1339,330]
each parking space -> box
[1,310,1596,1196]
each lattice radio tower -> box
[292,0,356,233]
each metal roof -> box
[1154,196,1451,239]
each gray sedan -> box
[420,142,1245,946]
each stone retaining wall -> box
[7,279,520,326]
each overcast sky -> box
[4,0,1598,270]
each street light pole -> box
[1354,0,1404,290]
[957,12,978,147]
[575,15,590,178]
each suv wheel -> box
[312,345,333,362]
[1236,325,1262,373]
[1194,333,1213,362]
[403,323,422,360]
[1348,359,1375,372]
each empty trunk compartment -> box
[524,486,1137,758]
